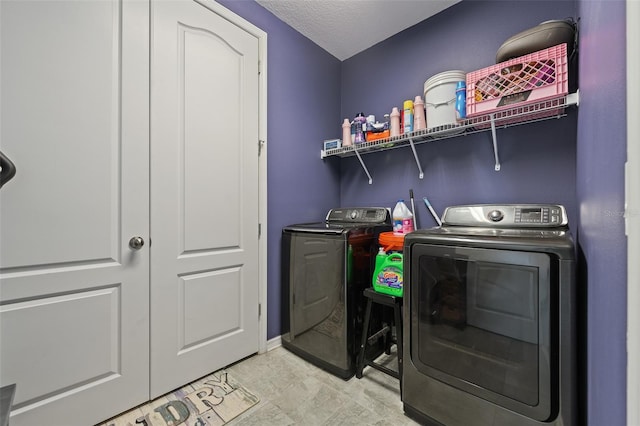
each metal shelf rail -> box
[321,91,579,184]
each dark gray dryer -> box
[281,207,391,379]
[403,204,576,426]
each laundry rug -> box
[98,370,259,426]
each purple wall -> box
[340,1,628,424]
[215,3,629,423]
[215,0,342,340]
[340,1,579,230]
[576,0,627,425]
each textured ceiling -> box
[256,0,461,61]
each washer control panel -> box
[326,207,390,224]
[442,204,568,228]
[513,206,564,224]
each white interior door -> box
[0,1,150,425]
[150,0,260,397]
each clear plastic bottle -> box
[353,112,367,143]
[392,199,414,235]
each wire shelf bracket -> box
[490,114,501,171]
[408,137,425,179]
[353,146,373,184]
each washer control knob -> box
[350,210,358,219]
[488,210,504,222]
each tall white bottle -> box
[393,200,414,235]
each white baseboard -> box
[266,335,282,351]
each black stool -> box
[355,288,403,393]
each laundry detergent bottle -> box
[373,249,404,297]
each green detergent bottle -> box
[372,248,403,297]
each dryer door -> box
[410,244,555,421]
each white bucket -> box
[423,70,466,129]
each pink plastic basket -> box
[466,43,568,119]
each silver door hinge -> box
[258,139,265,156]
[258,223,262,238]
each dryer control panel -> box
[442,204,568,228]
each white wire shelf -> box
[320,91,579,183]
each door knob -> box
[129,236,145,250]
[0,150,17,189]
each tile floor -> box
[226,345,420,425]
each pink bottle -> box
[414,95,426,130]
[390,107,401,137]
[342,118,352,146]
